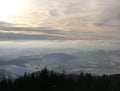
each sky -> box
[0,0,120,49]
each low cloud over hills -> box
[0,48,120,75]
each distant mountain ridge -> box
[0,50,120,75]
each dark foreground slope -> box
[0,68,120,91]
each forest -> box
[1,68,120,91]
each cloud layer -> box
[0,0,120,40]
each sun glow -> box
[0,0,24,18]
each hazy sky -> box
[0,0,120,49]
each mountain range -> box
[0,49,120,78]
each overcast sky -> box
[0,0,120,49]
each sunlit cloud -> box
[0,0,120,40]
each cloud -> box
[0,24,120,40]
[0,0,120,40]
[0,32,66,40]
[49,9,58,16]
[0,21,14,27]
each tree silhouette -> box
[1,68,120,91]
